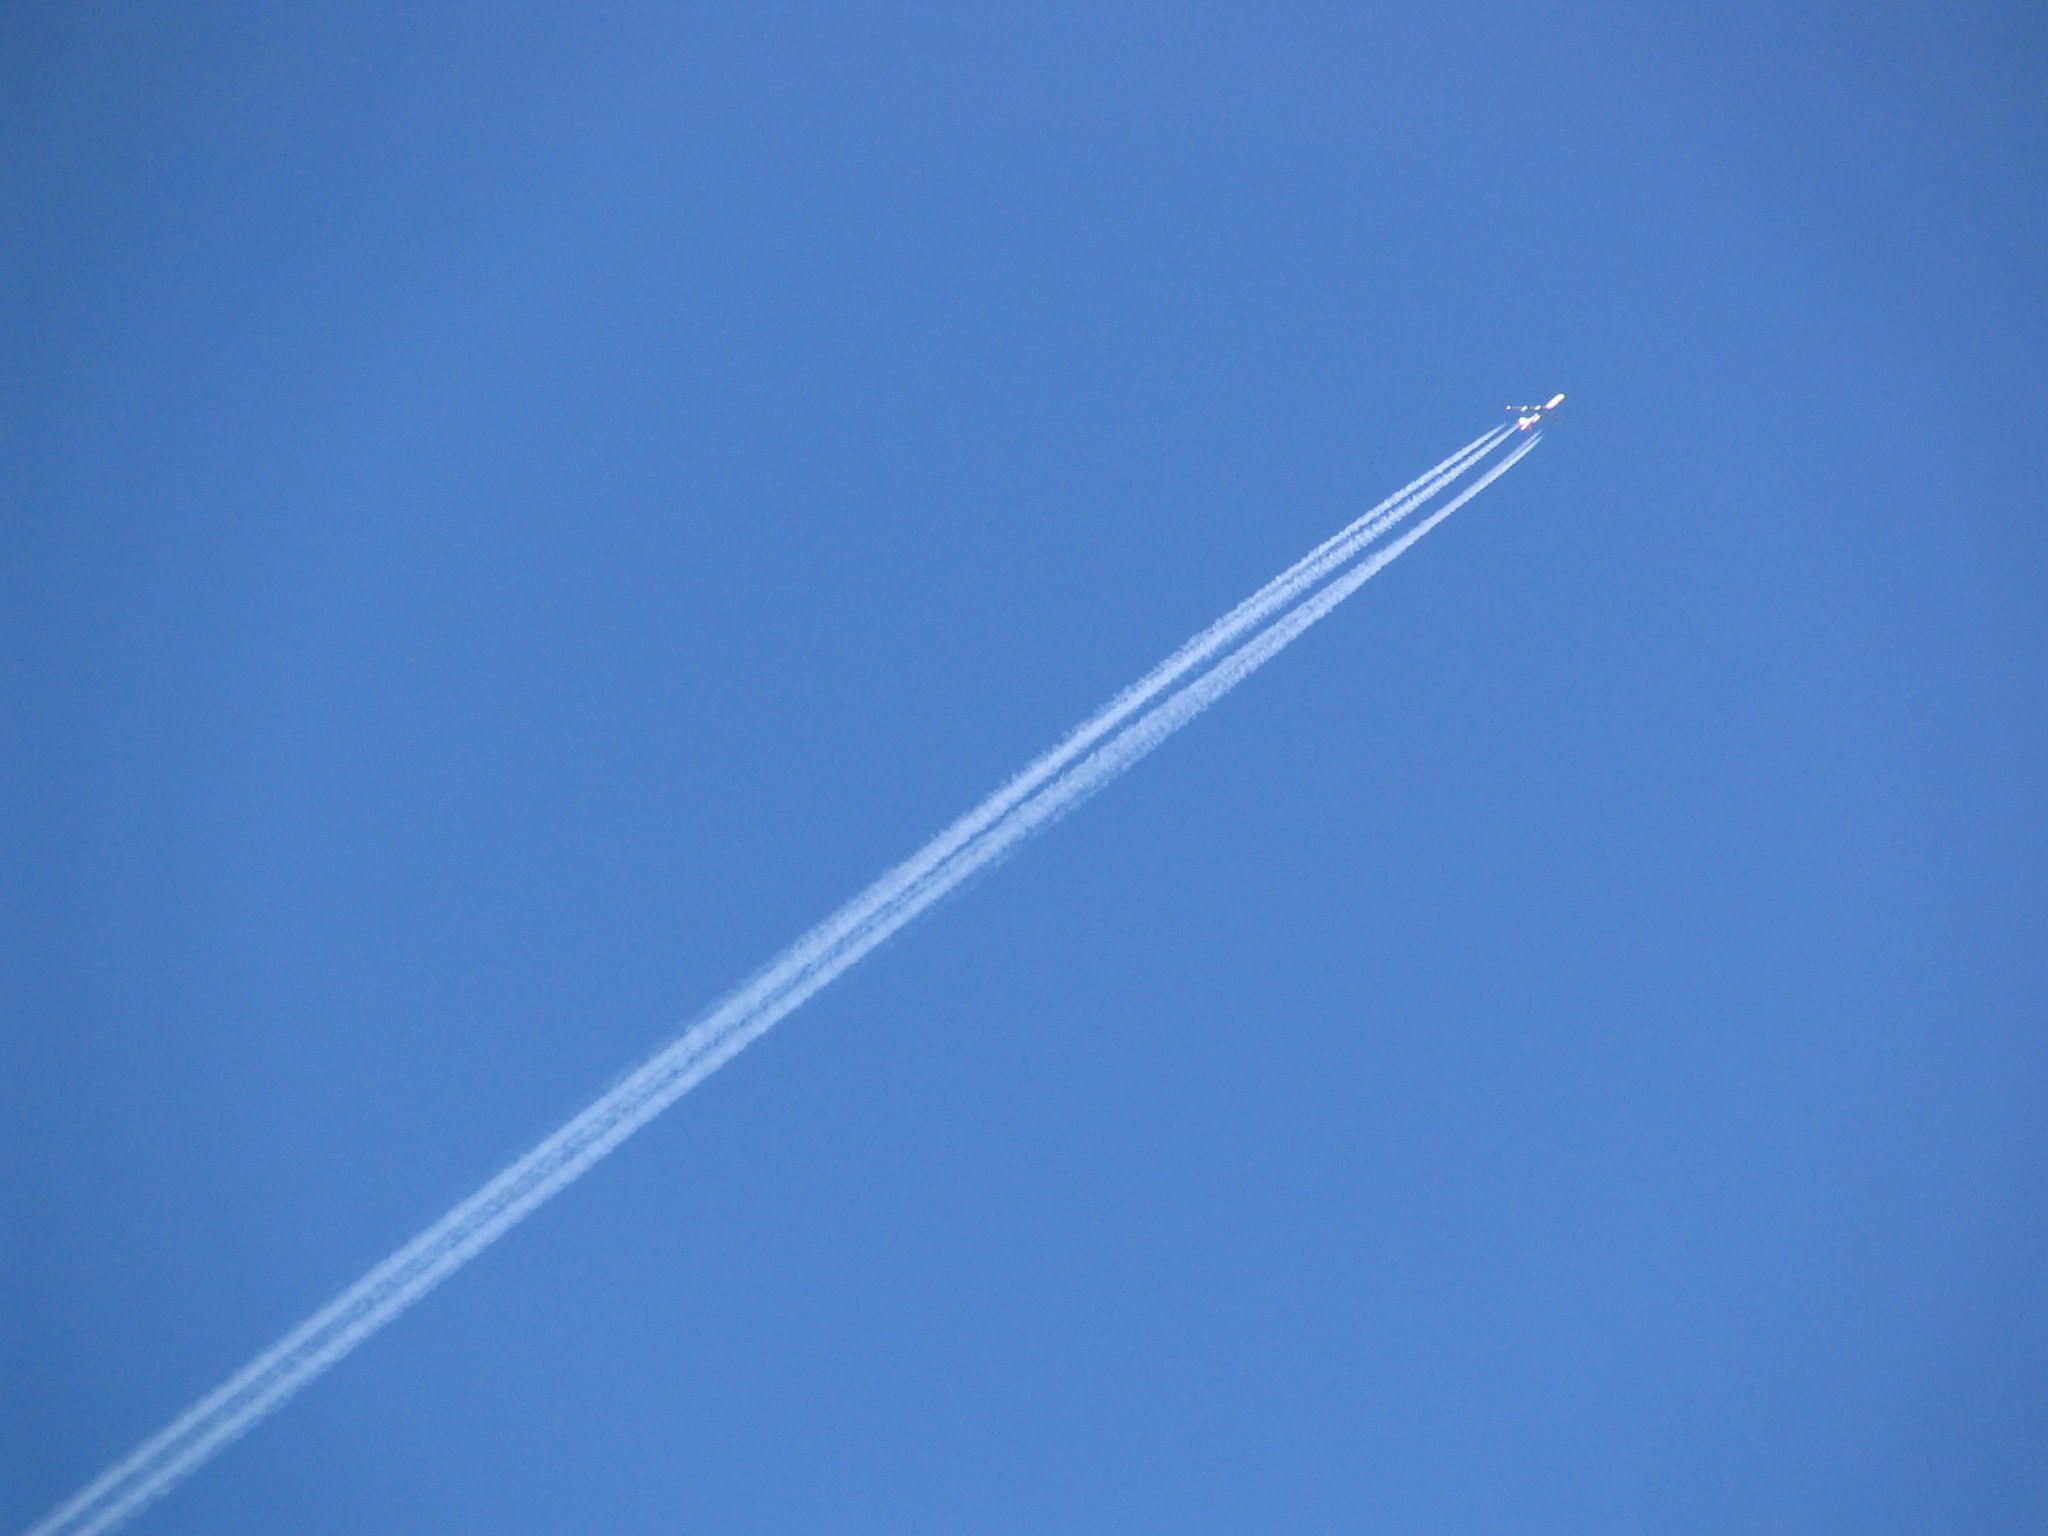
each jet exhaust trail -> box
[27,423,1541,1536]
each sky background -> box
[7,4,2044,1532]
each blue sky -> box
[9,4,2044,1532]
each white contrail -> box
[684,423,1516,1027]
[925,430,1545,859]
[27,426,1536,1536]
[703,424,1515,1022]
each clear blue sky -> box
[8,4,2044,1532]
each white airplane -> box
[1507,392,1566,430]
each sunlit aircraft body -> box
[1507,392,1566,430]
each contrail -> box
[759,425,1532,990]
[27,425,1538,1536]
[682,422,1516,1033]
[906,431,1546,875]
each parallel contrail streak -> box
[960,430,1545,849]
[29,425,1535,1536]
[780,428,1538,977]
[703,425,1513,1028]
[695,423,1515,1028]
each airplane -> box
[1507,392,1566,430]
